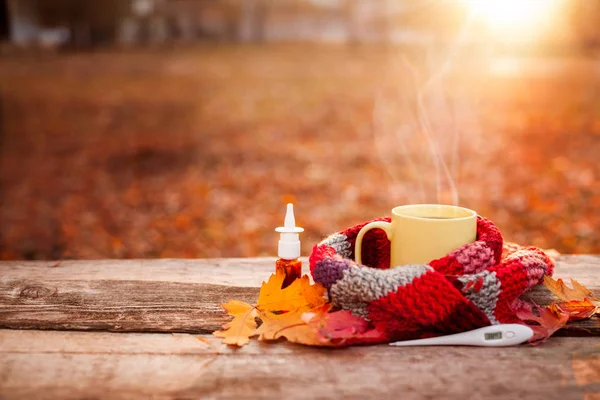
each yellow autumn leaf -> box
[212,300,257,346]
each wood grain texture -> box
[0,258,272,333]
[0,258,275,286]
[0,256,599,334]
[0,330,598,400]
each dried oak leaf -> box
[213,300,258,346]
[544,276,598,303]
[516,304,570,345]
[544,276,599,321]
[551,299,597,321]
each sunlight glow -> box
[467,0,558,38]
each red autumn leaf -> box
[302,308,386,346]
[516,304,569,344]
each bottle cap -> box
[275,203,304,259]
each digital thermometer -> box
[389,324,534,347]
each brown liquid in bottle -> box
[276,258,302,289]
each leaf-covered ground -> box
[0,45,598,260]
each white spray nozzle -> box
[284,204,296,230]
[275,203,304,259]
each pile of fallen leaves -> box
[517,276,599,344]
[214,269,383,347]
[1,48,600,260]
[215,271,598,347]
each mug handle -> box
[355,221,392,265]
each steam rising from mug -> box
[372,10,482,206]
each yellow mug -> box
[355,204,477,267]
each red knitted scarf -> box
[309,216,554,344]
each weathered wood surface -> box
[0,256,599,334]
[0,329,598,400]
[0,258,271,333]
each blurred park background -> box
[0,0,599,260]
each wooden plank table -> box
[0,256,599,399]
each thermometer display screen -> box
[484,332,503,340]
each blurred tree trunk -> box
[343,0,358,44]
[0,0,9,40]
[254,0,267,42]
[380,0,391,44]
[236,0,266,42]
[169,0,196,42]
[116,0,171,46]
[36,0,124,47]
[6,0,40,46]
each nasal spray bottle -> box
[275,203,304,289]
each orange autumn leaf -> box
[543,276,599,322]
[256,269,327,314]
[253,270,327,345]
[215,269,327,347]
[516,304,570,344]
[212,300,257,346]
[217,270,384,348]
[256,304,333,346]
[544,276,598,303]
[552,300,598,321]
[257,304,386,347]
